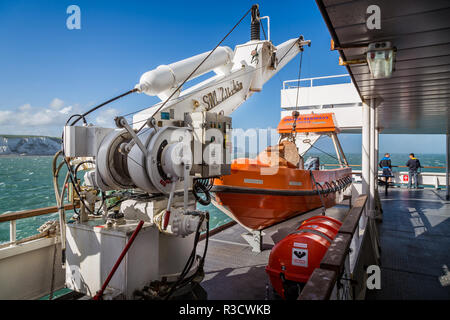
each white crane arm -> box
[132,37,310,127]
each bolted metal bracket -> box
[115,116,148,156]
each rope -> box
[128,61,273,126]
[278,36,304,65]
[291,50,304,141]
[295,50,304,108]
[310,170,326,216]
[127,33,306,126]
[154,210,173,235]
[306,137,342,163]
[70,89,137,126]
[65,7,252,128]
[65,7,302,130]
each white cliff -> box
[0,135,61,156]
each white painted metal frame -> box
[375,126,379,192]
[259,16,270,41]
[361,100,370,224]
[369,99,376,215]
[282,74,351,89]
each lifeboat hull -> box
[212,161,352,231]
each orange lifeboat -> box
[212,112,352,231]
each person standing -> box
[379,153,393,183]
[406,153,421,189]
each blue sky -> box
[0,0,446,153]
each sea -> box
[0,153,446,244]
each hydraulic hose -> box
[193,181,211,206]
[52,151,70,266]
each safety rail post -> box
[10,220,16,244]
[0,204,79,247]
[434,176,439,190]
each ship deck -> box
[41,188,450,300]
[199,188,450,300]
[197,203,351,300]
[366,188,450,300]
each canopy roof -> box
[316,0,450,134]
[277,113,338,133]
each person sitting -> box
[379,153,393,184]
[406,153,421,189]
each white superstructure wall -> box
[280,75,363,133]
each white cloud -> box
[0,98,77,136]
[0,99,121,137]
[50,98,65,109]
[0,110,12,124]
[59,106,73,114]
[95,108,118,127]
[18,104,32,111]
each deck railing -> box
[298,194,368,300]
[323,163,445,170]
[324,164,447,189]
[0,204,78,247]
[283,74,351,90]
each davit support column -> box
[362,98,381,223]
[361,99,370,228]
[369,98,376,216]
[446,133,450,201]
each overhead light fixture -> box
[366,41,396,79]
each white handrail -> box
[283,74,351,89]
[260,16,270,41]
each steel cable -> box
[126,6,253,133]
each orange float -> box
[265,216,342,299]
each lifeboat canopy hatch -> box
[277,112,339,134]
